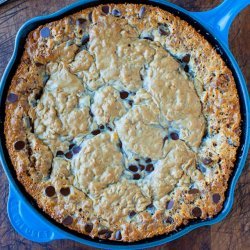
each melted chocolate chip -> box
[192,207,202,218]
[170,132,179,140]
[184,64,189,73]
[165,216,174,224]
[62,215,73,225]
[118,140,122,149]
[115,230,122,240]
[99,125,104,129]
[146,164,154,172]
[89,109,94,117]
[60,187,70,196]
[158,25,169,36]
[188,188,200,194]
[88,12,93,22]
[7,93,18,103]
[56,151,64,156]
[98,229,112,239]
[202,158,212,165]
[163,135,168,142]
[91,129,101,135]
[72,146,81,154]
[40,27,50,38]
[212,193,221,204]
[135,158,140,162]
[14,141,25,150]
[133,173,141,180]
[139,6,146,19]
[129,210,136,217]
[182,54,191,63]
[102,5,109,14]
[120,91,129,99]
[85,223,93,233]
[81,34,89,45]
[112,9,121,17]
[145,158,152,163]
[69,144,75,150]
[65,151,73,159]
[139,164,145,171]
[45,185,55,197]
[166,200,174,210]
[128,165,138,172]
[129,100,133,106]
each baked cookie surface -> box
[4,4,241,242]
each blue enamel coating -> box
[0,0,249,249]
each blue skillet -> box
[0,0,249,248]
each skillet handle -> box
[7,184,66,242]
[190,0,249,48]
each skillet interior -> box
[0,0,248,246]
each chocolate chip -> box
[7,93,18,103]
[188,188,200,194]
[133,173,141,180]
[76,18,87,27]
[165,216,174,224]
[98,229,112,239]
[145,158,152,163]
[45,185,55,197]
[81,34,89,45]
[56,151,64,156]
[182,54,190,63]
[139,6,146,19]
[60,187,70,196]
[72,146,81,154]
[85,223,93,233]
[158,25,169,36]
[99,125,104,129]
[40,27,50,38]
[139,164,145,171]
[212,193,221,204]
[146,164,154,172]
[69,144,75,150]
[120,91,129,99]
[192,207,202,218]
[14,141,25,150]
[91,129,101,135]
[62,215,73,226]
[65,151,73,159]
[166,200,174,210]
[102,5,109,14]
[88,12,93,22]
[170,132,179,140]
[115,230,122,240]
[112,9,121,17]
[129,210,136,217]
[202,158,212,165]
[184,64,189,73]
[128,165,138,172]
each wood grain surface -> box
[0,0,249,249]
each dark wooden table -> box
[0,0,249,249]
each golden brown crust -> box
[4,4,241,242]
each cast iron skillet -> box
[0,0,249,248]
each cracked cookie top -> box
[4,4,241,242]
